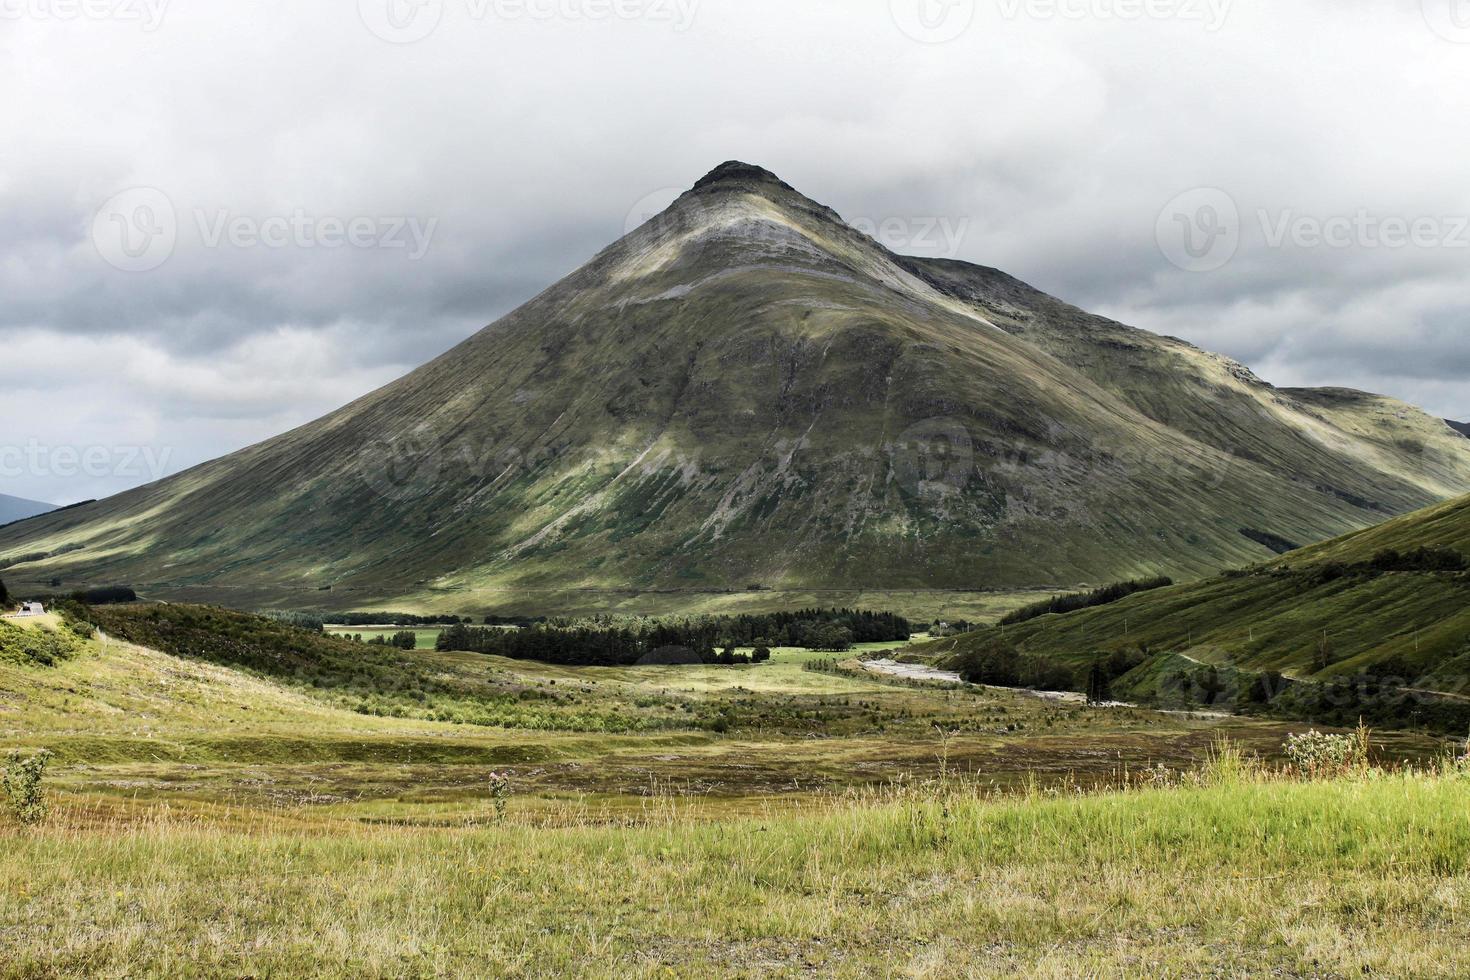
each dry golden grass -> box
[6,763,1470,977]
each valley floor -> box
[3,614,1468,976]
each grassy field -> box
[4,607,1469,974]
[12,612,1388,811]
[7,768,1470,976]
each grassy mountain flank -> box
[915,494,1470,695]
[3,162,1469,608]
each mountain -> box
[917,492,1470,688]
[0,494,55,527]
[1449,420,1470,439]
[2,161,1470,608]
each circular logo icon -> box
[357,426,445,501]
[891,0,976,44]
[891,418,974,499]
[358,0,444,44]
[91,187,177,273]
[624,187,685,238]
[1156,187,1240,273]
[1423,0,1470,42]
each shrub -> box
[3,749,52,826]
[0,620,84,667]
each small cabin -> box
[18,602,45,617]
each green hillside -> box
[915,495,1470,708]
[3,163,1469,612]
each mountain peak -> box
[683,160,845,227]
[691,161,792,194]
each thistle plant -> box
[4,749,52,826]
[488,771,511,824]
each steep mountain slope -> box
[0,494,54,527]
[2,162,1469,606]
[917,493,1470,686]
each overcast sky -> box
[3,0,1468,504]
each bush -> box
[3,749,52,826]
[0,620,84,667]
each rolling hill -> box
[2,162,1469,609]
[916,493,1470,693]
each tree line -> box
[999,576,1174,627]
[435,608,911,667]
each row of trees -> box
[339,631,419,650]
[0,578,136,611]
[999,577,1174,627]
[1306,546,1468,585]
[947,637,1078,693]
[624,608,911,649]
[436,623,777,666]
[432,608,908,666]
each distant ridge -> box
[1449,420,1470,439]
[0,494,55,527]
[2,161,1470,608]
